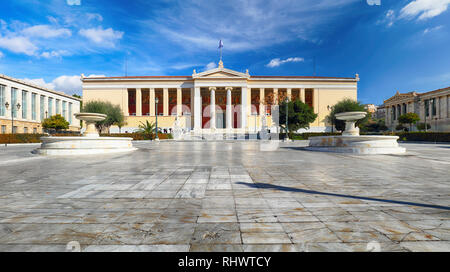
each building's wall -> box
[0,75,81,133]
[83,77,358,133]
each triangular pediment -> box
[192,63,249,79]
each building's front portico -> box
[82,61,358,136]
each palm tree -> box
[137,120,155,140]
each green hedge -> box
[0,133,173,144]
[286,132,450,142]
[387,132,450,142]
[100,133,173,140]
[0,134,45,144]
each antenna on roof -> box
[313,56,316,76]
[124,53,128,77]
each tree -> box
[398,112,420,132]
[82,101,124,133]
[115,120,127,133]
[360,118,388,133]
[42,114,69,132]
[279,99,317,139]
[136,120,155,140]
[327,99,369,131]
[396,124,408,132]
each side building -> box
[82,62,358,134]
[384,86,450,132]
[0,74,81,133]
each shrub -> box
[416,122,431,131]
[0,134,44,144]
[42,114,69,131]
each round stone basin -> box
[74,112,107,122]
[307,135,406,154]
[335,111,367,121]
[35,136,137,156]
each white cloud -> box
[204,62,217,70]
[0,51,3,58]
[266,57,304,68]
[22,25,72,38]
[86,13,103,22]
[423,25,443,34]
[23,74,105,95]
[400,0,450,20]
[79,27,124,47]
[67,0,81,6]
[0,35,38,56]
[145,0,359,52]
[41,50,70,59]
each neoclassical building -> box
[0,74,81,134]
[384,86,450,131]
[82,61,358,134]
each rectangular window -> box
[155,89,163,116]
[32,93,37,120]
[12,126,17,134]
[11,88,18,118]
[425,100,429,117]
[1,125,6,134]
[24,127,28,134]
[22,90,28,119]
[48,97,53,116]
[62,101,67,120]
[169,89,177,115]
[251,89,260,115]
[305,89,314,109]
[128,89,136,116]
[182,89,191,115]
[291,89,300,101]
[432,98,436,116]
[142,90,150,116]
[33,128,37,134]
[56,99,61,114]
[0,85,5,116]
[40,95,45,121]
[68,102,72,125]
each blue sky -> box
[0,0,449,105]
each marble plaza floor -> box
[0,141,449,252]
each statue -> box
[259,112,269,140]
[172,116,183,140]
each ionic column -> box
[124,89,129,117]
[150,88,155,116]
[194,87,201,132]
[300,88,305,103]
[209,87,216,130]
[226,87,232,130]
[273,88,278,105]
[163,88,169,116]
[177,88,182,117]
[241,87,248,129]
[136,88,142,116]
[4,86,11,119]
[259,88,265,116]
[287,88,292,101]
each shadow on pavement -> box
[236,182,450,211]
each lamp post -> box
[5,102,21,146]
[284,97,289,141]
[155,97,159,141]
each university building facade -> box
[0,74,81,134]
[384,86,450,132]
[82,61,358,134]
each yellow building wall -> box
[83,89,127,115]
[316,89,357,127]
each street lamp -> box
[155,97,159,141]
[284,97,289,141]
[5,102,21,134]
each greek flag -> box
[218,40,223,49]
